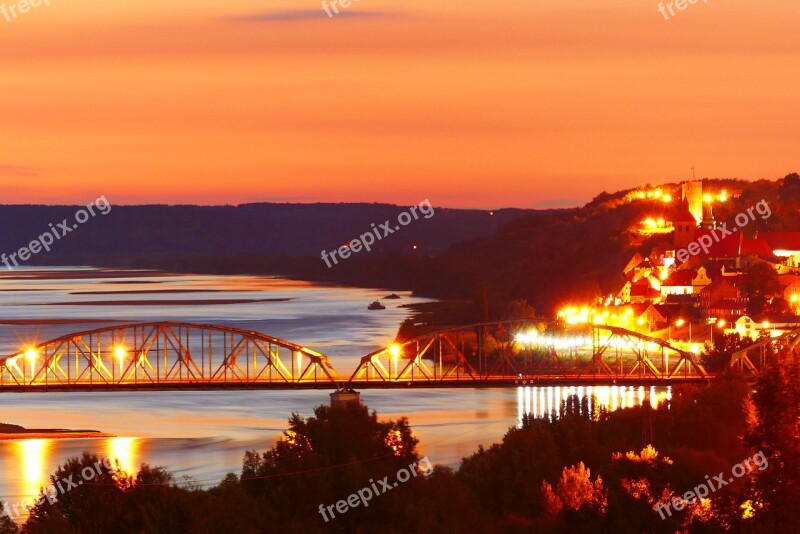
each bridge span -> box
[0,319,766,393]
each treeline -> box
[5,349,798,533]
[18,173,800,316]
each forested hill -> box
[5,174,800,315]
[286,174,800,314]
[0,202,532,258]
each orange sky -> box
[1,0,798,208]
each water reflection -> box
[517,385,671,427]
[2,436,139,522]
[18,439,50,499]
[107,437,139,476]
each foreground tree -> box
[739,347,800,531]
[0,502,18,534]
[241,402,420,530]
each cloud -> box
[231,9,397,23]
[0,165,43,178]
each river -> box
[0,267,666,519]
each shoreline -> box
[0,424,110,441]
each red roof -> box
[673,203,697,223]
[630,280,661,298]
[757,232,800,252]
[692,229,742,259]
[741,238,774,257]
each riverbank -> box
[0,423,110,441]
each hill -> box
[5,174,800,316]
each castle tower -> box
[681,181,703,225]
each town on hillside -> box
[558,180,800,353]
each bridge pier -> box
[330,389,361,407]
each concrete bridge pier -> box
[330,389,361,407]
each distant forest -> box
[4,174,800,315]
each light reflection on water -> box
[3,436,139,518]
[517,385,672,427]
[107,437,140,476]
[17,439,49,500]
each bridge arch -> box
[730,325,800,377]
[0,321,338,390]
[349,320,708,385]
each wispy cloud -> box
[0,165,43,178]
[231,9,398,23]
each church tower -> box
[673,198,697,248]
[701,202,716,230]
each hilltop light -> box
[662,194,673,203]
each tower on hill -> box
[681,180,703,224]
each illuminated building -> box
[681,180,703,224]
[672,200,698,249]
[756,232,800,267]
[660,267,711,296]
[699,278,747,319]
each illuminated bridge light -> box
[114,346,127,361]
[25,348,38,363]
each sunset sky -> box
[1,0,798,208]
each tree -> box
[22,453,125,534]
[740,262,782,316]
[702,331,751,371]
[241,402,419,529]
[0,503,18,534]
[740,347,800,532]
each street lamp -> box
[673,318,691,342]
[712,319,726,345]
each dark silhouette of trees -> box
[741,262,783,316]
[5,374,796,533]
[740,348,800,532]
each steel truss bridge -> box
[729,325,800,376]
[0,319,766,393]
